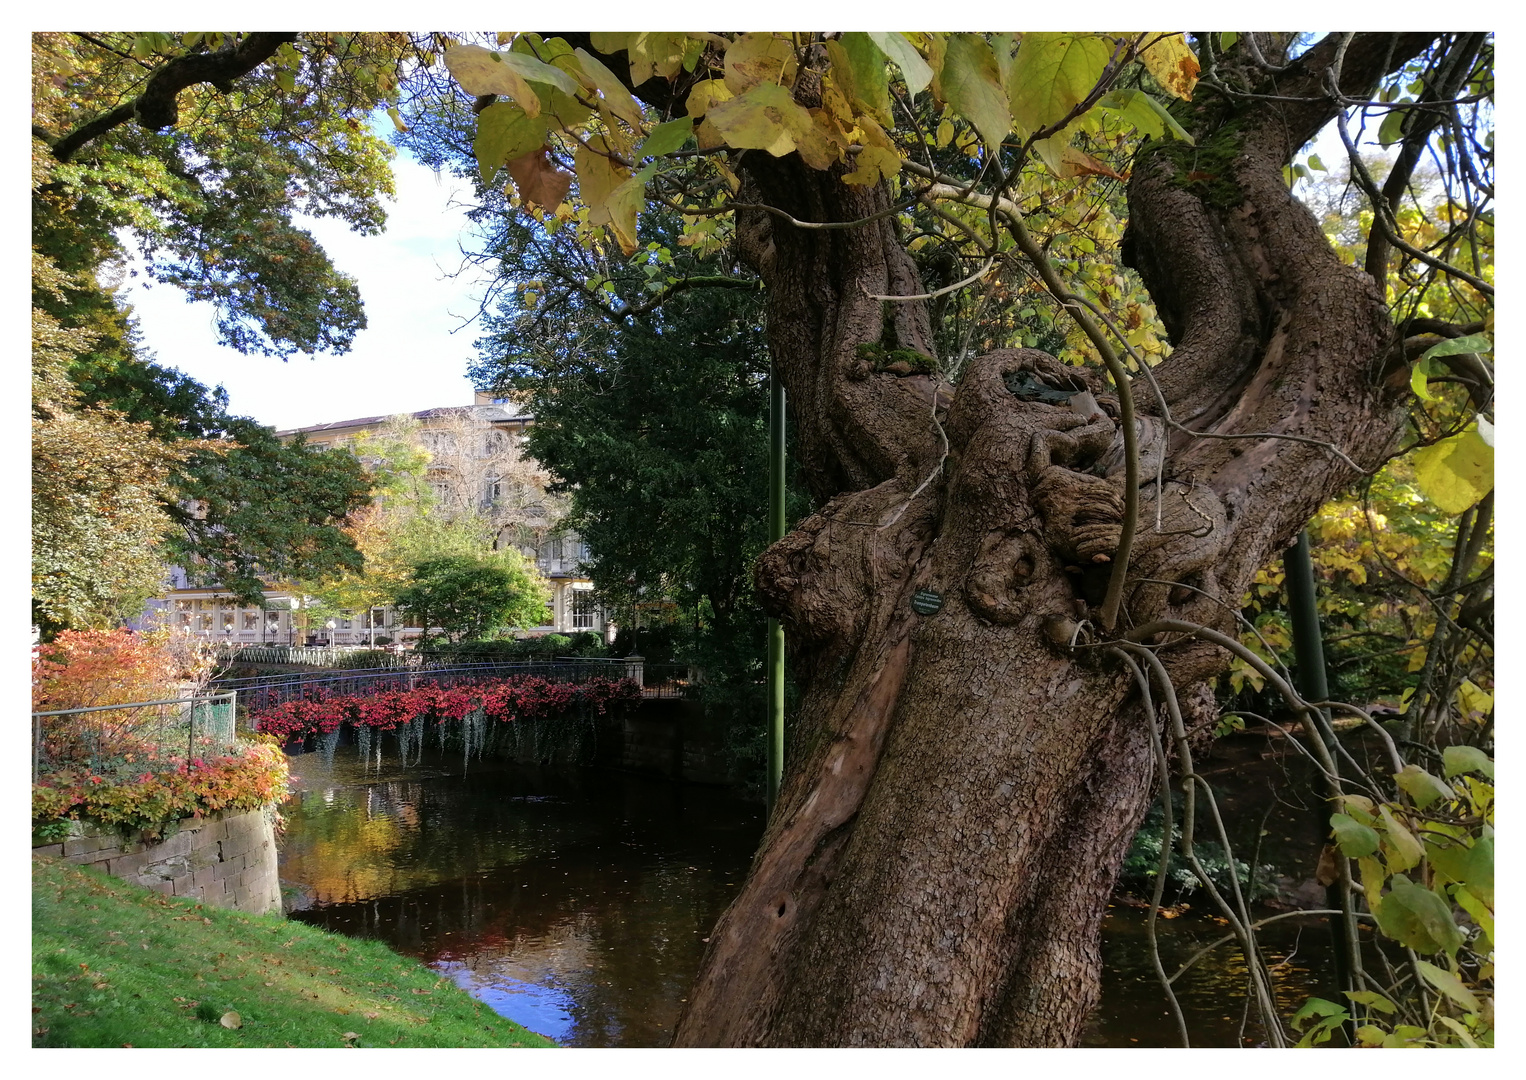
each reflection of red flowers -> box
[250,676,640,742]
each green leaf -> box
[1307,153,1327,171]
[474,103,549,185]
[1008,33,1113,137]
[868,32,933,97]
[827,34,892,127]
[1097,88,1194,144]
[1344,990,1397,1014]
[1435,1016,1480,1048]
[1378,107,1406,147]
[939,34,1011,149]
[1374,873,1465,956]
[1412,425,1494,515]
[1420,333,1493,359]
[1442,744,1494,780]
[1330,812,1380,858]
[638,117,694,159]
[1354,1025,1387,1046]
[1453,886,1494,944]
[1415,960,1481,1013]
[1290,996,1347,1025]
[1410,359,1440,401]
[1429,837,1492,907]
[1393,764,1455,810]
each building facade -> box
[141,395,608,645]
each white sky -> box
[124,151,495,432]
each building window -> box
[484,475,502,506]
[571,590,596,630]
[179,613,192,628]
[266,610,282,630]
[243,611,260,631]
[199,613,214,631]
[175,599,193,613]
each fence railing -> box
[217,660,660,713]
[32,691,239,783]
[215,657,699,711]
[218,644,408,669]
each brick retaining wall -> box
[32,806,281,914]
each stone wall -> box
[31,806,282,914]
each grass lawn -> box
[32,854,555,1048]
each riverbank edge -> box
[32,854,557,1048]
[33,805,282,914]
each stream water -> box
[277,744,1341,1047]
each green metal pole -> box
[1284,529,1353,1043]
[767,367,786,813]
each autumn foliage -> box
[250,674,641,741]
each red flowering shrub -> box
[32,740,290,830]
[250,675,640,741]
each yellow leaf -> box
[606,175,645,256]
[723,33,798,96]
[686,80,734,119]
[574,136,631,227]
[1137,32,1200,100]
[843,145,902,186]
[1412,425,1494,515]
[446,44,542,117]
[574,48,646,129]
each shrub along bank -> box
[32,856,554,1048]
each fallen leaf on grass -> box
[364,1011,381,1020]
[220,1011,242,1029]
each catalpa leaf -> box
[868,32,933,97]
[1442,744,1493,780]
[507,149,572,212]
[1393,763,1455,810]
[574,136,631,227]
[638,117,694,159]
[826,34,892,127]
[724,33,797,96]
[1137,33,1200,100]
[1415,960,1481,1013]
[941,34,1011,149]
[1375,874,1465,956]
[1330,812,1380,858]
[1420,333,1493,359]
[474,103,549,185]
[447,44,542,117]
[1008,33,1114,137]
[1412,425,1494,515]
[1428,837,1493,908]
[1098,88,1195,144]
[574,48,646,129]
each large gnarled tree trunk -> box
[661,33,1433,1046]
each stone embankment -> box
[32,806,281,914]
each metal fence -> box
[219,644,409,669]
[217,659,661,712]
[214,657,699,712]
[32,691,239,783]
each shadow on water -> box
[278,743,1341,1047]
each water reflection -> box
[278,744,1337,1047]
[279,746,762,1046]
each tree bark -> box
[670,32,1434,1047]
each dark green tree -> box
[394,554,550,644]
